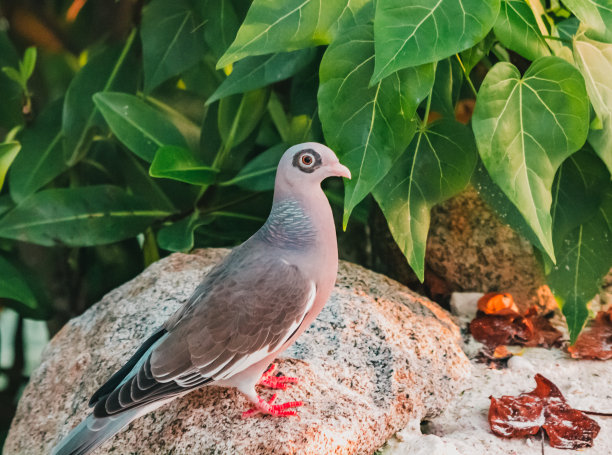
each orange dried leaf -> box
[477,292,520,315]
[469,313,533,347]
[488,374,601,449]
[568,309,612,360]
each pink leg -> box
[241,393,303,418]
[256,363,299,390]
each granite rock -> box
[426,187,556,313]
[5,249,470,455]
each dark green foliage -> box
[0,0,610,357]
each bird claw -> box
[241,393,303,418]
[257,363,299,390]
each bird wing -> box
[91,247,315,418]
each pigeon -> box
[52,142,351,455]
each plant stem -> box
[455,54,478,98]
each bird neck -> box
[257,198,317,250]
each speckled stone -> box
[5,249,470,455]
[426,187,557,313]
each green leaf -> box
[141,0,206,92]
[2,66,23,86]
[0,195,13,217]
[0,255,39,311]
[0,31,23,129]
[430,57,463,118]
[63,44,139,163]
[201,0,240,59]
[20,46,37,80]
[493,0,550,61]
[373,120,477,281]
[573,31,612,174]
[150,146,219,185]
[318,24,435,227]
[372,0,500,82]
[220,143,286,190]
[143,227,160,266]
[9,99,66,203]
[460,32,495,75]
[0,185,171,247]
[218,88,269,150]
[93,92,188,162]
[0,141,20,192]
[472,57,590,262]
[550,149,609,250]
[562,0,612,43]
[216,0,372,68]
[157,211,213,252]
[208,48,316,104]
[548,156,612,343]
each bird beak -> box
[330,162,351,179]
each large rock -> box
[426,187,556,313]
[5,249,470,454]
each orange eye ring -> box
[301,154,314,166]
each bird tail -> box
[51,409,140,455]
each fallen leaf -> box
[469,312,534,347]
[489,374,600,449]
[478,292,520,315]
[568,308,612,360]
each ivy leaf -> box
[372,0,500,83]
[373,120,477,281]
[472,57,590,262]
[141,0,206,92]
[573,32,612,174]
[157,211,213,252]
[0,141,20,192]
[220,143,286,191]
[318,24,435,227]
[9,99,66,203]
[493,0,550,61]
[0,254,39,312]
[63,45,138,163]
[216,0,372,68]
[150,146,219,185]
[93,92,188,162]
[208,49,315,103]
[562,0,612,44]
[0,185,172,247]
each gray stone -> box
[5,249,470,455]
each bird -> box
[52,142,351,455]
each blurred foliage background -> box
[0,0,611,449]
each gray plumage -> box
[52,143,351,455]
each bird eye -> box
[301,153,314,166]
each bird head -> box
[275,143,351,194]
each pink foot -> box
[257,363,299,390]
[242,393,303,418]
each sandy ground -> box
[381,293,612,455]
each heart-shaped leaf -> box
[141,0,206,92]
[216,0,372,68]
[372,0,500,83]
[0,141,20,192]
[573,32,612,174]
[318,24,435,227]
[208,49,315,104]
[373,120,477,280]
[472,57,590,262]
[562,0,612,43]
[494,0,550,61]
[93,92,188,162]
[150,146,219,185]
[0,185,172,246]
